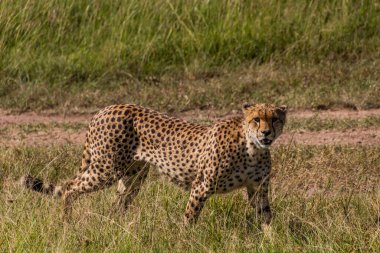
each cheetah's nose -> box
[261,130,271,136]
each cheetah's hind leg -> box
[111,161,150,215]
[62,158,122,222]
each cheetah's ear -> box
[277,105,288,114]
[242,103,255,111]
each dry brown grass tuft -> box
[0,145,379,252]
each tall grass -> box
[0,145,379,252]
[0,0,379,85]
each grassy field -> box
[1,1,379,252]
[1,0,380,112]
[0,145,379,252]
[1,115,380,136]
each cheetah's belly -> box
[135,148,198,189]
[212,161,268,193]
[213,166,249,193]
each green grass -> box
[0,0,380,112]
[1,145,379,252]
[1,0,378,80]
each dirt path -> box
[2,127,379,147]
[0,109,92,125]
[2,108,380,125]
[0,108,379,147]
[174,108,380,121]
[276,128,380,146]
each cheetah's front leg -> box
[184,180,213,225]
[246,177,272,226]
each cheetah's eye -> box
[253,117,260,123]
[272,117,279,122]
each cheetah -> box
[21,103,287,226]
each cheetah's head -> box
[242,103,287,149]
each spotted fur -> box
[21,103,287,225]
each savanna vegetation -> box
[0,0,379,112]
[0,1,379,252]
[1,146,379,252]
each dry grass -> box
[1,115,379,136]
[1,145,379,252]
[2,59,380,114]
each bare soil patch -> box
[0,108,379,146]
[175,108,380,121]
[0,109,92,125]
[1,128,85,147]
[2,108,380,125]
[2,127,379,147]
[289,108,380,119]
[276,128,380,146]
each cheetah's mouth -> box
[260,138,273,146]
[250,132,274,149]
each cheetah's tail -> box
[19,175,63,197]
